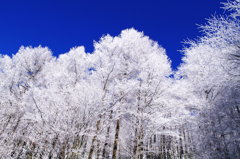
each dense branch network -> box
[0,0,239,158]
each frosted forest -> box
[0,0,239,159]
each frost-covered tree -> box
[178,0,240,158]
[0,1,239,159]
[0,46,54,158]
[87,28,187,159]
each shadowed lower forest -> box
[0,0,239,159]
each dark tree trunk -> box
[112,119,120,159]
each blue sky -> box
[0,0,226,69]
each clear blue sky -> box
[0,0,226,69]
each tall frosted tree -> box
[0,46,54,158]
[87,29,187,159]
[178,0,240,158]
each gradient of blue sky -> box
[0,0,226,69]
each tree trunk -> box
[137,124,144,159]
[88,117,101,159]
[112,119,120,159]
[102,110,113,159]
[133,126,138,158]
[102,126,110,159]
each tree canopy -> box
[0,0,239,159]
